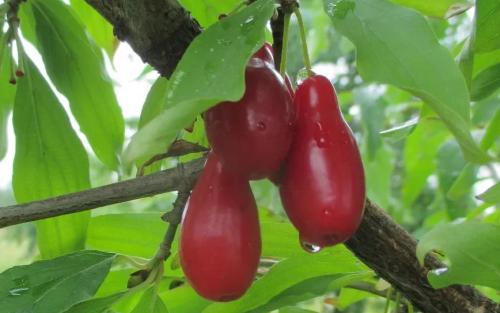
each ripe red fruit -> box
[204,58,294,180]
[179,153,261,301]
[279,75,365,249]
[253,43,274,65]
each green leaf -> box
[124,0,276,164]
[356,88,385,160]
[69,0,117,57]
[131,287,168,313]
[379,118,418,142]
[337,287,374,309]
[139,77,170,129]
[390,0,470,18]
[436,140,471,218]
[12,59,90,259]
[477,183,500,204]
[0,33,15,161]
[363,145,394,209]
[65,292,126,313]
[178,0,241,27]
[471,63,500,101]
[402,115,448,207]
[160,285,211,313]
[86,213,167,258]
[202,247,370,313]
[29,0,124,169]
[279,307,317,313]
[324,0,489,163]
[416,222,500,289]
[0,250,116,313]
[475,0,500,53]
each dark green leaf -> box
[390,0,470,18]
[471,63,500,101]
[29,0,124,169]
[475,0,500,53]
[477,182,500,204]
[69,0,117,57]
[13,59,90,258]
[131,287,168,313]
[65,292,126,313]
[417,222,500,289]
[0,250,116,313]
[323,0,489,163]
[124,0,276,164]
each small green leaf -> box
[65,292,126,313]
[416,222,500,289]
[203,247,370,313]
[131,287,169,313]
[124,0,276,164]
[13,59,90,258]
[471,63,500,101]
[379,118,418,142]
[323,0,489,163]
[29,0,124,169]
[475,0,500,53]
[69,0,117,57]
[337,287,375,310]
[389,0,470,18]
[139,77,170,129]
[477,183,500,204]
[0,251,116,313]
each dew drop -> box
[208,185,214,191]
[257,121,266,131]
[432,267,448,276]
[317,137,327,148]
[323,207,333,216]
[9,288,29,296]
[300,239,322,254]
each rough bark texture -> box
[85,0,202,77]
[346,200,499,313]
[12,1,497,312]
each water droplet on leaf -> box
[300,240,322,254]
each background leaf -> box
[417,222,500,289]
[28,0,124,169]
[323,0,488,163]
[12,59,90,258]
[0,32,15,161]
[471,63,500,101]
[477,182,500,204]
[0,250,115,313]
[131,287,168,313]
[124,0,276,164]
[65,292,126,313]
[390,0,470,18]
[475,0,500,53]
[178,0,241,27]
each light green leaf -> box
[65,292,126,313]
[356,88,385,160]
[477,183,500,204]
[203,247,370,313]
[124,0,276,164]
[379,118,418,143]
[390,0,470,18]
[471,63,500,101]
[0,33,15,161]
[131,287,168,313]
[402,115,448,207]
[13,59,90,259]
[69,0,117,57]
[0,250,116,313]
[160,285,211,313]
[475,0,500,53]
[29,0,124,169]
[337,287,374,309]
[178,0,241,27]
[363,145,394,209]
[139,77,170,129]
[417,222,500,289]
[279,307,317,313]
[86,213,167,258]
[324,0,489,163]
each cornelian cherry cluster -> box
[179,44,366,302]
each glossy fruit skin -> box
[204,58,294,180]
[179,153,261,301]
[253,43,295,97]
[279,75,365,247]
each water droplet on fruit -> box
[317,137,327,147]
[208,185,214,191]
[323,207,333,216]
[257,121,266,131]
[300,240,322,254]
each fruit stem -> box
[14,30,25,77]
[279,13,291,77]
[383,288,393,313]
[393,292,402,313]
[293,7,313,77]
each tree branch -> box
[0,158,206,228]
[84,0,202,77]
